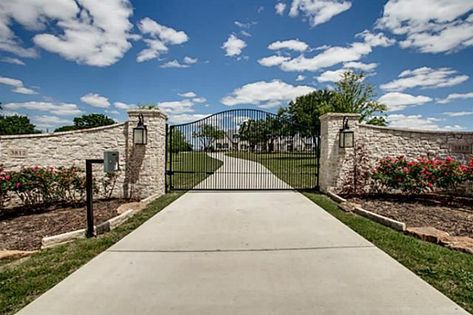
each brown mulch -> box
[347,194,473,238]
[0,199,128,251]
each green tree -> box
[279,89,334,138]
[55,114,115,132]
[238,119,273,152]
[331,71,387,125]
[192,124,225,151]
[0,115,40,135]
[168,129,192,153]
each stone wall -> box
[0,109,167,200]
[319,113,473,193]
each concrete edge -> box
[40,206,139,249]
[352,206,406,232]
[140,192,164,205]
[326,188,347,203]
[0,249,38,260]
[325,189,406,232]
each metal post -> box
[165,123,169,193]
[169,126,173,190]
[86,159,104,238]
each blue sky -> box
[1,0,473,131]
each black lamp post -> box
[339,116,354,148]
[133,114,147,145]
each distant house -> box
[214,131,316,152]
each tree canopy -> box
[192,124,225,151]
[168,129,192,153]
[55,114,115,132]
[0,115,40,135]
[278,71,387,137]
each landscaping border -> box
[327,188,406,231]
[326,188,473,255]
[40,193,161,249]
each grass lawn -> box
[168,151,223,190]
[303,192,473,313]
[0,192,184,315]
[226,151,317,189]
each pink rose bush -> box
[372,156,473,194]
[0,166,87,209]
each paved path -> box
[18,153,468,314]
[194,152,291,189]
[18,191,468,314]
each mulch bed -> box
[0,199,128,251]
[347,194,473,238]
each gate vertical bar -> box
[165,123,169,193]
[169,126,173,190]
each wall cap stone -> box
[320,113,361,121]
[358,122,473,135]
[0,122,127,140]
[127,109,167,119]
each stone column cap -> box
[319,113,361,121]
[128,109,167,119]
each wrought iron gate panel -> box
[166,109,319,191]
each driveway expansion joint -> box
[106,245,375,253]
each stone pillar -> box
[126,109,167,200]
[319,113,360,192]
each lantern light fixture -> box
[339,116,354,148]
[133,114,147,145]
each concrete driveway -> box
[17,191,468,314]
[194,152,291,189]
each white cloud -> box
[160,60,189,68]
[222,34,246,57]
[258,55,291,67]
[268,39,309,52]
[315,61,378,83]
[32,115,71,129]
[275,3,287,15]
[377,0,473,53]
[288,0,352,27]
[266,31,392,72]
[316,69,346,83]
[378,92,432,111]
[234,21,257,29]
[136,17,189,62]
[136,39,168,63]
[179,92,197,98]
[0,0,134,66]
[0,75,36,94]
[437,92,473,104]
[380,67,469,91]
[296,74,305,81]
[138,17,188,44]
[168,113,209,124]
[114,101,135,110]
[0,57,25,65]
[343,61,377,71]
[388,114,464,130]
[80,93,110,108]
[443,111,473,117]
[221,80,315,108]
[183,56,197,64]
[158,99,194,114]
[3,101,82,116]
[192,97,207,103]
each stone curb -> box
[352,206,406,232]
[0,250,37,260]
[326,189,406,232]
[40,201,146,249]
[326,191,473,255]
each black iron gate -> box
[166,109,319,191]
